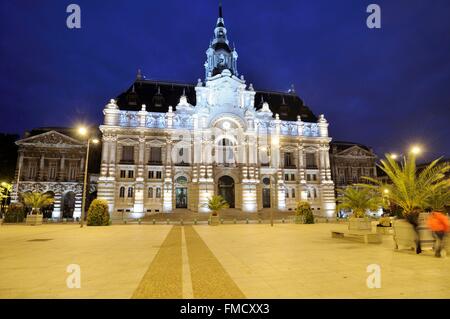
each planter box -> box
[393,218,435,251]
[26,214,43,226]
[348,218,371,231]
[376,226,393,235]
[210,215,220,226]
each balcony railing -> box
[119,160,135,165]
[148,160,163,165]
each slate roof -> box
[116,79,318,122]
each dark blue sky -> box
[1,0,449,161]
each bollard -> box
[258,219,262,224]
[167,219,170,225]
[220,218,224,224]
[194,218,197,225]
[124,220,127,224]
[233,218,237,224]
[282,218,285,223]
[138,219,141,225]
[181,219,184,226]
[152,219,156,225]
[246,218,249,224]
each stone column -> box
[37,154,45,181]
[133,136,145,215]
[52,192,62,219]
[100,136,110,177]
[163,140,173,212]
[319,146,326,181]
[298,145,306,184]
[108,136,117,178]
[58,155,66,181]
[73,191,82,219]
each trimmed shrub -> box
[303,207,315,224]
[4,203,26,223]
[295,201,315,224]
[86,199,110,226]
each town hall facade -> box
[97,5,336,218]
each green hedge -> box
[3,203,26,223]
[86,199,110,226]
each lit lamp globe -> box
[410,146,422,155]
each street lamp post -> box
[78,126,99,228]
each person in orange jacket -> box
[427,211,450,257]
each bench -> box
[331,230,382,244]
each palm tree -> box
[21,192,54,215]
[424,183,450,213]
[336,187,384,218]
[362,154,449,253]
[207,195,229,216]
[362,154,449,216]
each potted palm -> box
[337,187,383,231]
[206,195,229,226]
[22,192,54,225]
[362,153,450,253]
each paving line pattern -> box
[132,226,182,298]
[132,225,245,299]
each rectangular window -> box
[148,171,154,179]
[27,162,37,179]
[120,170,126,178]
[290,174,295,181]
[284,174,289,181]
[122,146,134,163]
[291,188,295,198]
[68,163,78,180]
[307,174,311,181]
[128,170,134,178]
[306,153,317,168]
[312,174,317,181]
[149,147,162,164]
[48,161,57,180]
[284,152,294,167]
[156,171,162,179]
[155,187,161,198]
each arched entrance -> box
[175,176,188,208]
[62,191,75,218]
[218,175,235,208]
[41,191,55,218]
[262,177,271,208]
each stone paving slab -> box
[0,225,171,298]
[0,223,449,298]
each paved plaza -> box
[0,223,449,299]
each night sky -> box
[0,0,449,162]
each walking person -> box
[427,211,450,258]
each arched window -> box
[148,187,153,198]
[155,187,161,198]
[176,176,188,185]
[291,188,296,198]
[119,187,125,198]
[128,187,134,198]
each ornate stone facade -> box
[11,130,87,218]
[97,4,336,218]
[329,141,378,189]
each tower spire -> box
[219,0,223,18]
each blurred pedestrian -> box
[427,211,449,258]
